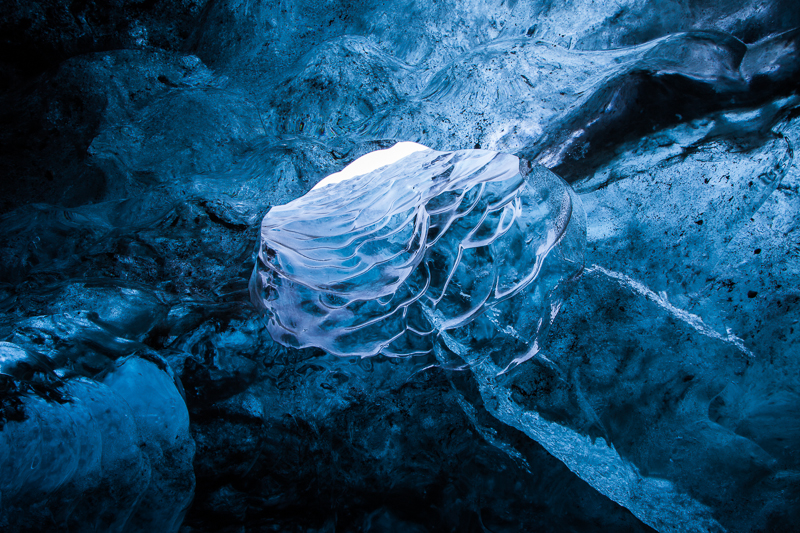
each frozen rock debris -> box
[250,143,586,370]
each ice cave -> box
[0,1,798,532]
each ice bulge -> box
[250,142,586,370]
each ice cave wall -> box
[0,1,799,532]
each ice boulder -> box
[250,142,585,370]
[0,347,193,532]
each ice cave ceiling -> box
[0,1,799,532]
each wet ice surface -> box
[0,1,799,532]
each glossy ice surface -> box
[1,1,799,531]
[251,144,585,370]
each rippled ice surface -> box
[251,143,584,368]
[0,2,799,532]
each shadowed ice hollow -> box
[250,142,585,370]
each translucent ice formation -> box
[0,347,193,532]
[250,143,585,369]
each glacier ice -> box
[250,142,585,369]
[0,338,193,532]
[1,1,800,532]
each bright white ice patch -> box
[312,141,431,190]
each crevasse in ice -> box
[250,142,585,370]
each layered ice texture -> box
[250,143,585,369]
[0,347,194,532]
[1,1,800,532]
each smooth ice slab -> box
[250,144,585,369]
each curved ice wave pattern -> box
[0,345,193,533]
[2,1,799,531]
[250,143,585,368]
